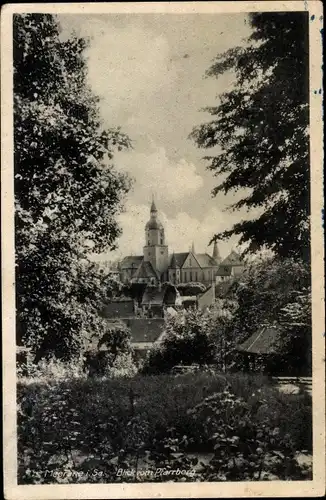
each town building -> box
[215,250,244,283]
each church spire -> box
[212,240,221,263]
[150,194,157,214]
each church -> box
[120,199,225,287]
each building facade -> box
[215,250,244,283]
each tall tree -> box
[14,14,131,360]
[190,12,310,261]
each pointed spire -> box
[150,194,157,213]
[212,240,221,263]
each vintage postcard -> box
[1,1,325,498]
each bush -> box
[17,356,87,382]
[142,304,235,374]
[185,389,311,480]
[177,282,206,296]
[142,309,217,374]
[107,353,138,378]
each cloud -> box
[162,207,240,256]
[82,20,177,116]
[94,203,240,262]
[114,142,204,205]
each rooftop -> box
[237,324,283,355]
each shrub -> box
[186,389,311,480]
[17,356,87,382]
[142,309,217,374]
[107,353,138,378]
[142,303,236,374]
[177,282,206,296]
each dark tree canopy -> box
[190,12,310,262]
[176,282,206,296]
[14,14,131,360]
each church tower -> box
[212,240,221,264]
[143,199,169,278]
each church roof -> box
[167,252,219,269]
[221,250,243,266]
[120,255,143,269]
[195,253,219,268]
[169,252,189,268]
[170,253,179,268]
[133,260,160,280]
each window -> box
[195,272,197,281]
[184,272,187,282]
[160,238,163,244]
[148,240,150,245]
[161,251,164,255]
[190,272,192,281]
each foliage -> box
[17,356,87,382]
[83,322,135,377]
[142,309,216,374]
[95,266,124,300]
[98,322,132,361]
[17,372,312,483]
[17,326,136,380]
[233,256,310,338]
[186,389,311,480]
[229,256,311,375]
[276,290,312,375]
[14,14,131,360]
[121,283,147,304]
[142,304,237,374]
[107,353,138,378]
[190,12,310,261]
[176,282,206,296]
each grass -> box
[17,372,312,483]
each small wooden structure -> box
[236,323,283,373]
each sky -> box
[59,13,257,262]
